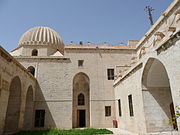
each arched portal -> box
[23,85,34,130]
[72,72,90,128]
[4,76,21,133]
[142,58,177,132]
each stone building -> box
[0,0,180,134]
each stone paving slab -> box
[107,128,138,135]
[106,128,180,135]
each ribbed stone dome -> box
[18,26,64,53]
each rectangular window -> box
[118,99,122,116]
[128,95,134,117]
[78,60,84,67]
[107,69,114,80]
[105,106,111,116]
[34,110,45,127]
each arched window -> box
[32,49,38,56]
[27,66,35,76]
[78,93,85,106]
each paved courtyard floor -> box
[107,128,138,135]
[107,128,180,135]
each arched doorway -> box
[23,85,34,130]
[142,58,178,132]
[72,72,90,128]
[4,76,21,133]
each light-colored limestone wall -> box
[143,87,173,132]
[18,58,72,129]
[11,45,57,57]
[65,48,135,128]
[114,65,146,134]
[0,46,36,134]
[23,86,34,130]
[114,0,180,133]
[114,33,180,134]
[156,39,180,130]
[16,46,135,129]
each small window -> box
[105,106,111,116]
[78,93,85,106]
[32,49,38,56]
[27,66,35,76]
[128,95,134,117]
[107,69,114,80]
[118,99,122,116]
[34,110,45,127]
[78,60,84,67]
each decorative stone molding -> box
[175,9,180,15]
[154,32,165,41]
[139,47,146,59]
[131,60,137,65]
[131,57,137,65]
[168,27,176,32]
[156,31,180,55]
[175,9,180,24]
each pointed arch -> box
[72,72,90,128]
[141,58,177,132]
[4,76,21,133]
[23,85,34,130]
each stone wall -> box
[114,28,180,134]
[16,47,135,129]
[0,46,36,134]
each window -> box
[32,49,38,56]
[128,95,134,117]
[34,110,45,127]
[118,99,122,116]
[27,66,35,76]
[78,60,84,67]
[105,106,111,116]
[107,69,114,80]
[78,93,85,106]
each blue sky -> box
[0,0,172,52]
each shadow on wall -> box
[142,58,176,132]
[4,76,21,134]
[148,87,173,119]
[33,82,56,129]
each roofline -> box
[0,45,36,81]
